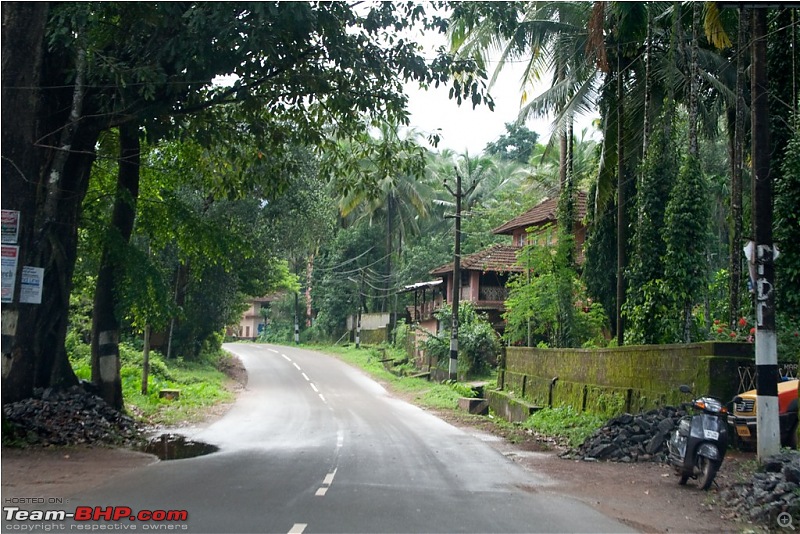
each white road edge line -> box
[288,523,307,533]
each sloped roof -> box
[400,280,443,293]
[492,190,588,235]
[430,244,523,275]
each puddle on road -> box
[141,433,219,460]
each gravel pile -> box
[2,383,140,446]
[721,451,800,525]
[561,407,685,463]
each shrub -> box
[422,303,500,379]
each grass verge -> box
[313,344,491,411]
[69,340,236,426]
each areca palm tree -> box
[334,122,432,312]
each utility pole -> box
[357,271,363,349]
[751,7,779,461]
[141,324,150,395]
[444,169,477,381]
[294,291,300,345]
[294,261,300,345]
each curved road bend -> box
[54,343,635,533]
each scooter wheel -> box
[697,456,720,490]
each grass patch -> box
[522,406,606,447]
[313,343,492,411]
[69,341,234,426]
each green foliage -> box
[422,303,501,379]
[777,313,800,364]
[775,120,800,317]
[504,234,609,348]
[582,181,618,338]
[311,223,386,340]
[624,107,680,345]
[257,293,300,344]
[663,154,711,342]
[624,280,678,345]
[442,379,478,399]
[484,122,539,163]
[522,406,606,448]
[709,316,754,343]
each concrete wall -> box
[347,312,391,331]
[497,342,752,418]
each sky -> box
[405,61,549,154]
[404,32,599,155]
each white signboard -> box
[19,266,44,304]
[1,210,20,244]
[1,245,19,303]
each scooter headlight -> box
[695,397,725,414]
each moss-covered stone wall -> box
[499,342,752,418]
[358,327,387,345]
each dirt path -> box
[1,446,156,499]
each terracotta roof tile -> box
[493,191,588,235]
[430,244,523,275]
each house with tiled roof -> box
[492,190,588,264]
[429,244,524,330]
[403,191,588,336]
[401,244,524,370]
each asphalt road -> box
[15,344,635,533]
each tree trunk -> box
[616,53,626,347]
[2,3,100,402]
[305,252,315,327]
[91,122,141,410]
[730,8,748,329]
[167,260,190,359]
[683,2,701,343]
[385,193,394,314]
[1,3,50,403]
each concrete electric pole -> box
[751,7,780,461]
[443,169,477,381]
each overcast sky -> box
[405,63,544,155]
[404,31,599,155]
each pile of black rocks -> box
[561,406,685,463]
[721,451,800,525]
[2,383,141,446]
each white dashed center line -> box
[315,469,337,497]
[288,523,307,534]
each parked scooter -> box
[667,385,729,490]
